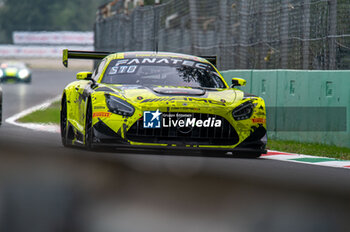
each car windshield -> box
[101,58,226,88]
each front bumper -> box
[0,75,31,83]
[91,119,267,154]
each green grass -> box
[17,100,60,124]
[17,101,350,160]
[267,139,350,160]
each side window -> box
[92,59,107,81]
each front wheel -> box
[60,95,68,147]
[85,99,94,150]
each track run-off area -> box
[1,68,350,231]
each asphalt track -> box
[1,69,350,232]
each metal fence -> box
[94,0,350,70]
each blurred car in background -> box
[0,61,32,83]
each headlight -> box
[0,69,3,78]
[106,94,135,116]
[18,69,30,79]
[232,101,254,120]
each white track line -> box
[5,95,61,133]
[264,150,350,169]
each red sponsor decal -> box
[93,112,111,118]
[252,118,266,123]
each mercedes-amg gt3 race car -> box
[61,50,267,157]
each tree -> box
[0,0,106,43]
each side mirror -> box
[77,72,93,80]
[231,78,246,87]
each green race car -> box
[0,61,32,83]
[61,50,267,157]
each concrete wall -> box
[221,70,350,148]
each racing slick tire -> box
[85,99,95,150]
[60,95,68,147]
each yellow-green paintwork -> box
[231,78,247,87]
[76,71,92,80]
[62,52,267,149]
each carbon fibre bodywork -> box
[61,51,267,156]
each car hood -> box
[95,84,244,108]
[4,67,19,75]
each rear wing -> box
[62,49,217,67]
[62,49,111,67]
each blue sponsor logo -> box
[143,109,162,128]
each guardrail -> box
[221,70,350,148]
